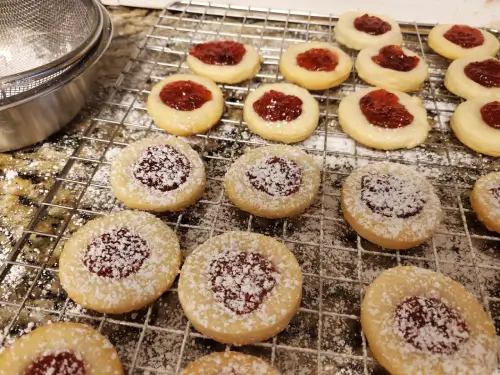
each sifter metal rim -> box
[0,0,104,86]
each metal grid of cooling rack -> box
[1,2,500,374]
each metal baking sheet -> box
[1,2,500,374]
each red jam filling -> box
[491,187,500,202]
[395,296,469,354]
[246,156,302,196]
[359,89,414,128]
[253,90,303,122]
[443,25,484,48]
[371,45,420,72]
[132,145,191,191]
[190,41,246,66]
[83,227,150,279]
[23,351,86,375]
[208,251,279,315]
[480,101,500,129]
[159,80,213,111]
[296,48,339,72]
[354,14,392,35]
[464,59,500,88]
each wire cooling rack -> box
[1,2,500,374]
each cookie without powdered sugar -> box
[341,163,441,249]
[110,136,206,212]
[224,145,321,218]
[181,351,280,375]
[178,231,303,346]
[0,322,123,375]
[470,172,500,234]
[362,266,498,375]
[59,210,181,314]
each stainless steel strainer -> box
[0,0,102,91]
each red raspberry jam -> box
[354,14,392,35]
[296,48,338,72]
[464,59,500,88]
[443,25,484,48]
[372,45,420,72]
[190,41,246,65]
[159,80,213,111]
[480,101,500,129]
[253,90,303,122]
[359,89,414,128]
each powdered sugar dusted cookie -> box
[243,83,320,143]
[450,99,500,157]
[341,163,441,250]
[338,87,430,150]
[178,231,302,346]
[428,24,500,60]
[334,11,403,50]
[0,322,123,375]
[279,42,352,90]
[187,41,262,84]
[362,266,497,375]
[59,210,181,314]
[355,45,428,92]
[181,352,280,375]
[445,57,500,100]
[471,172,500,234]
[224,145,321,218]
[110,136,205,212]
[147,74,224,136]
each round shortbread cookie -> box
[224,145,321,218]
[110,136,206,212]
[147,73,224,136]
[341,163,441,250]
[444,57,500,100]
[361,266,498,375]
[279,42,352,90]
[0,322,123,375]
[178,231,303,346]
[450,99,500,156]
[355,45,428,92]
[338,87,430,150]
[334,11,403,50]
[471,172,500,234]
[181,352,280,375]
[428,24,500,60]
[243,83,319,143]
[59,210,181,314]
[187,41,262,84]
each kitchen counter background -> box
[0,7,160,261]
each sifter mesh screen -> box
[0,0,101,79]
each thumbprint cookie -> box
[181,352,280,375]
[187,40,262,84]
[279,41,353,90]
[356,45,429,92]
[59,210,181,314]
[445,57,500,100]
[147,73,224,136]
[224,145,321,218]
[362,266,498,375]
[110,136,205,212]
[0,322,123,375]
[341,163,441,250]
[178,231,303,346]
[338,87,430,150]
[428,24,500,60]
[471,172,500,234]
[334,11,403,50]
[450,98,500,156]
[243,83,319,143]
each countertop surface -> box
[0,7,160,260]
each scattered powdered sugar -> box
[246,156,302,197]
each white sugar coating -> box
[342,163,442,240]
[178,232,303,345]
[246,156,301,197]
[224,145,321,218]
[362,266,498,375]
[0,322,122,375]
[110,136,205,212]
[59,210,181,314]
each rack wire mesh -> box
[1,1,500,374]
